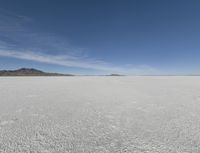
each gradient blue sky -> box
[0,0,200,75]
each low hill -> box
[0,68,74,76]
[108,74,125,76]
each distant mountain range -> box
[108,74,125,76]
[0,68,74,76]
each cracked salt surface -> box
[1,76,200,152]
[0,120,15,126]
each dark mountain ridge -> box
[0,68,74,76]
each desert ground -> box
[1,76,200,153]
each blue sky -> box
[0,0,200,75]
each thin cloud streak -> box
[0,49,159,75]
[0,8,31,32]
[0,49,115,71]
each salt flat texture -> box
[0,76,200,153]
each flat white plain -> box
[0,76,200,153]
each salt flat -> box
[1,76,200,153]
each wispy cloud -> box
[0,49,159,74]
[0,9,159,75]
[0,8,31,32]
[0,49,108,70]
